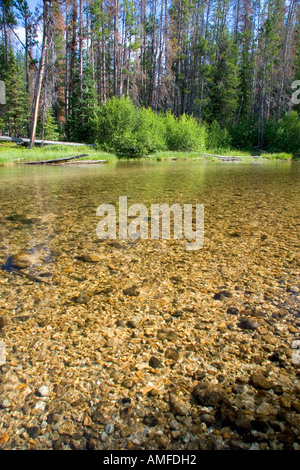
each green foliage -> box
[43,109,60,141]
[91,96,140,156]
[206,121,231,151]
[67,62,98,143]
[91,97,206,157]
[273,112,300,158]
[229,112,300,158]
[0,47,28,136]
[164,112,206,152]
[228,120,258,151]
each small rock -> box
[165,348,180,361]
[287,286,299,293]
[169,419,180,430]
[172,310,184,318]
[250,372,272,390]
[126,317,141,328]
[71,293,91,304]
[288,325,298,334]
[169,394,189,416]
[192,382,226,407]
[0,397,11,409]
[101,431,109,442]
[149,356,162,368]
[104,423,114,435]
[122,379,135,389]
[35,401,46,411]
[214,291,232,300]
[200,413,216,426]
[0,316,8,330]
[292,350,300,366]
[238,317,258,330]
[37,385,50,397]
[227,307,239,315]
[279,396,292,408]
[123,285,140,296]
[256,402,274,416]
[291,340,300,349]
[27,426,39,438]
[77,253,101,263]
[120,426,132,438]
[58,421,75,436]
[143,414,158,427]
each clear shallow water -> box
[0,159,299,314]
[0,159,299,450]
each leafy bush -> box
[134,107,167,155]
[273,112,300,158]
[261,152,292,160]
[164,112,206,152]
[228,119,257,151]
[91,97,206,157]
[91,96,166,157]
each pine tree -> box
[0,46,28,136]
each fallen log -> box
[200,153,261,159]
[62,159,107,165]
[0,135,94,146]
[22,154,89,165]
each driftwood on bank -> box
[0,135,94,147]
[200,153,262,159]
[22,154,89,165]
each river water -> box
[0,159,299,449]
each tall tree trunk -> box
[29,0,50,149]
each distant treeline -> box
[0,0,299,156]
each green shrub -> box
[228,119,257,151]
[164,112,206,152]
[207,120,231,151]
[261,152,292,160]
[91,97,166,157]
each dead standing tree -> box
[29,0,53,149]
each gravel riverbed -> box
[0,233,299,451]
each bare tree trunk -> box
[29,1,50,149]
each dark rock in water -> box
[165,348,180,361]
[5,214,37,225]
[143,414,158,427]
[170,276,182,283]
[172,310,184,318]
[192,382,226,407]
[149,356,162,369]
[123,285,140,296]
[249,372,273,390]
[227,307,239,315]
[71,293,91,304]
[229,232,242,237]
[27,426,40,438]
[2,253,38,271]
[0,316,8,330]
[200,413,216,426]
[157,328,176,341]
[238,317,258,329]
[214,291,232,300]
[76,253,101,263]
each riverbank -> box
[0,143,293,166]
